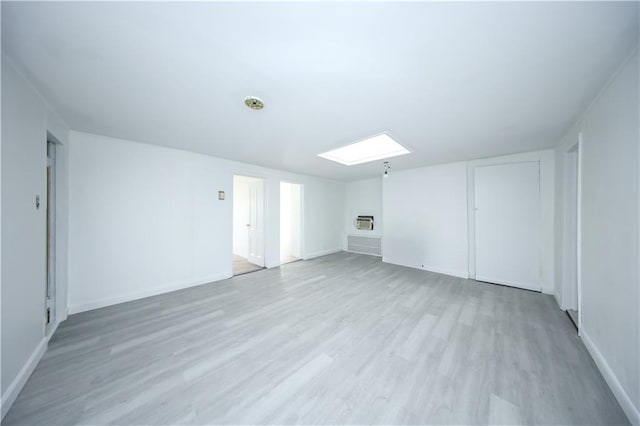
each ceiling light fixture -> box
[244,96,264,110]
[318,133,410,166]
[383,161,390,178]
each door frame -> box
[472,160,542,291]
[560,135,583,335]
[467,151,555,295]
[561,143,578,305]
[46,141,57,333]
[575,134,584,335]
[247,178,265,266]
[279,180,304,265]
[231,174,266,272]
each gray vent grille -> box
[347,235,382,257]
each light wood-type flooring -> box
[4,253,628,425]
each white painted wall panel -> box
[554,51,639,423]
[474,161,541,290]
[344,178,383,244]
[1,56,70,417]
[1,56,47,400]
[67,131,344,313]
[382,162,469,278]
[468,150,555,294]
[579,52,639,421]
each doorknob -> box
[246,224,251,227]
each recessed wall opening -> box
[562,143,580,331]
[474,161,541,291]
[45,140,57,334]
[280,182,302,265]
[232,175,265,276]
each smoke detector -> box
[244,96,264,110]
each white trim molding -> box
[68,272,232,314]
[46,320,61,343]
[303,248,342,260]
[474,275,540,292]
[420,265,469,279]
[576,133,584,336]
[1,338,47,420]
[382,257,469,279]
[466,150,556,294]
[582,330,639,425]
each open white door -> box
[474,161,541,291]
[247,179,265,267]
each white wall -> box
[467,150,555,294]
[67,131,344,314]
[554,50,639,424]
[1,56,69,418]
[344,178,383,249]
[382,150,555,286]
[383,162,469,278]
[301,178,344,259]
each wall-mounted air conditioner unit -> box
[355,216,374,231]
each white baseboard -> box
[382,257,469,279]
[582,330,639,425]
[551,290,563,310]
[346,249,382,258]
[541,286,555,296]
[475,275,541,292]
[303,248,342,260]
[1,338,47,419]
[68,272,232,314]
[46,320,61,343]
[424,265,469,279]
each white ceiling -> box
[3,2,638,181]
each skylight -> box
[318,133,410,166]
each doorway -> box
[474,161,541,291]
[280,182,302,264]
[46,141,56,333]
[232,175,265,276]
[562,143,580,330]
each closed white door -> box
[247,179,265,267]
[474,161,541,291]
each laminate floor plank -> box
[3,252,629,425]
